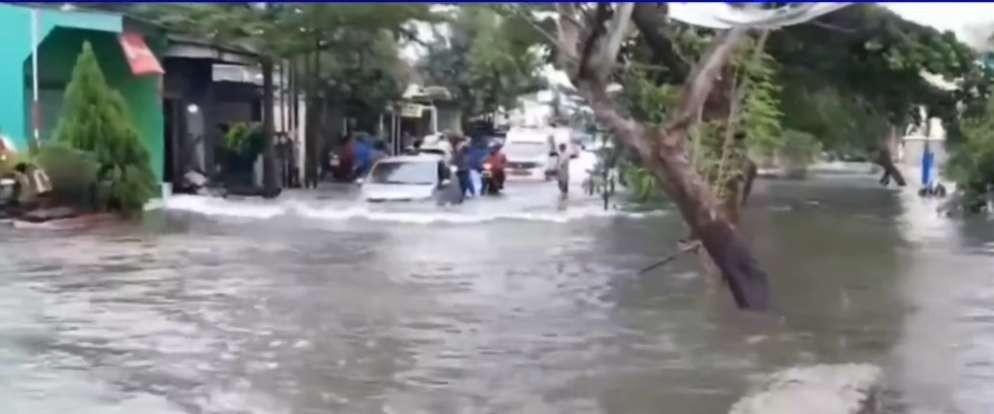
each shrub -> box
[946,98,994,212]
[0,151,20,178]
[623,164,666,202]
[33,143,100,209]
[223,122,264,157]
[51,41,156,215]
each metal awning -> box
[119,32,164,75]
[162,34,260,65]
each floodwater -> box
[0,161,992,413]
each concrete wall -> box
[901,139,947,167]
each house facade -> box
[0,4,165,180]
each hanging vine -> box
[618,30,784,209]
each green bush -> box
[33,143,100,209]
[623,164,666,202]
[946,98,994,212]
[51,41,156,215]
[0,150,21,178]
[223,122,264,158]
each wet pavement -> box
[0,162,992,413]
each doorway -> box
[162,98,185,185]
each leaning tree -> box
[503,3,985,311]
[536,4,859,310]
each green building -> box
[0,4,165,181]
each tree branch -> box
[631,3,691,80]
[667,28,748,138]
[589,3,635,80]
[639,240,702,274]
[555,3,582,79]
[577,4,611,81]
[577,77,649,157]
[506,7,561,48]
[395,26,430,48]
[807,19,859,34]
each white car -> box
[360,154,453,202]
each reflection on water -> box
[0,166,992,413]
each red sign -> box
[119,32,164,76]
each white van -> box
[503,127,577,180]
[503,128,554,180]
[417,133,453,164]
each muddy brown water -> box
[0,165,990,413]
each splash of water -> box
[163,194,664,225]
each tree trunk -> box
[647,129,771,310]
[261,57,280,198]
[304,46,320,189]
[559,13,770,310]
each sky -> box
[884,3,994,48]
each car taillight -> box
[484,163,492,170]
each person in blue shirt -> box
[352,133,373,179]
[451,136,473,199]
[466,137,490,196]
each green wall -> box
[0,4,164,182]
[0,4,32,149]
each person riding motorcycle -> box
[482,143,507,194]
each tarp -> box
[921,149,934,186]
[668,3,852,29]
[119,32,164,76]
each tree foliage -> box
[223,122,264,158]
[770,5,985,152]
[616,4,982,157]
[418,6,546,125]
[946,97,994,211]
[52,42,156,214]
[126,4,437,126]
[620,32,780,202]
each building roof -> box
[163,34,261,65]
[7,3,122,33]
[41,3,263,65]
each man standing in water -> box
[556,143,570,199]
[448,134,473,200]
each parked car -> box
[360,154,453,202]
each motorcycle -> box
[480,162,503,195]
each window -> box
[504,142,548,159]
[369,161,437,185]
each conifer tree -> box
[52,41,156,214]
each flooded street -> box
[1,165,992,413]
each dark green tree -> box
[52,41,156,214]
[769,4,986,184]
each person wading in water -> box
[556,143,571,200]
